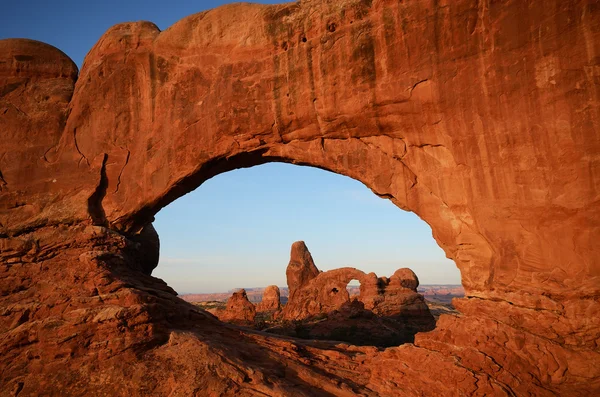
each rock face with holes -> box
[275,241,436,345]
[1,0,599,395]
[280,241,435,330]
[216,289,257,325]
[256,285,281,313]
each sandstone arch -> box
[279,242,435,334]
[283,266,371,319]
[346,278,361,297]
[1,0,599,395]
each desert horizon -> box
[180,283,465,301]
[182,241,459,348]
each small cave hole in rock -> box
[153,163,462,347]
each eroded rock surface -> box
[216,289,257,325]
[282,242,431,319]
[370,268,432,323]
[1,0,599,395]
[286,241,320,301]
[256,285,281,313]
[278,241,436,344]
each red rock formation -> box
[1,0,599,395]
[216,289,256,325]
[282,299,421,347]
[371,268,430,318]
[286,241,320,301]
[274,241,437,345]
[390,268,419,291]
[280,242,435,336]
[256,285,281,313]
[281,266,368,319]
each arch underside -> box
[0,0,598,395]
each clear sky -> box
[1,0,461,293]
[153,164,460,293]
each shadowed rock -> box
[129,223,160,275]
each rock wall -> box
[1,0,599,395]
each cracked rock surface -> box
[0,0,599,395]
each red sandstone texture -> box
[269,241,436,346]
[216,289,257,325]
[286,241,320,302]
[1,0,599,395]
[256,285,282,313]
[280,241,434,331]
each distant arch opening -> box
[152,162,463,346]
[153,163,460,294]
[346,279,361,298]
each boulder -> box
[389,268,419,291]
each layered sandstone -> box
[1,0,599,395]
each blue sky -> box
[153,164,460,293]
[1,0,461,293]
